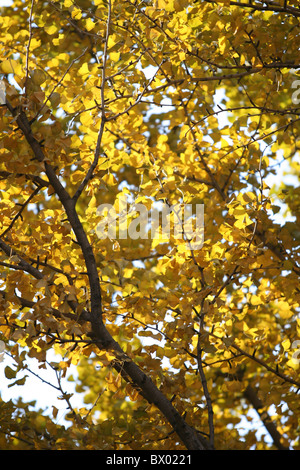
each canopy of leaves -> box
[0,0,299,450]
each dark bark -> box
[5,100,212,451]
[244,385,289,451]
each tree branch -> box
[3,60,212,457]
[202,0,300,18]
[244,385,290,450]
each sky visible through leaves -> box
[0,0,299,451]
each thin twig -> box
[72,0,112,203]
[52,362,82,425]
[0,185,41,238]
[223,337,300,389]
[32,47,89,123]
[197,300,214,448]
[24,0,35,96]
[106,67,162,122]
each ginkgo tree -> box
[0,0,299,451]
